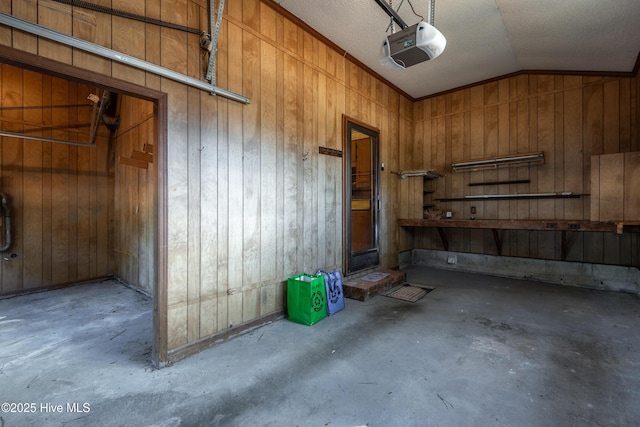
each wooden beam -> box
[491,229,503,255]
[118,155,148,169]
[131,149,153,163]
[436,227,449,251]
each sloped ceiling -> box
[275,0,640,99]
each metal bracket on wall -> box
[205,0,225,85]
[0,13,250,105]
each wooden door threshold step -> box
[343,270,407,301]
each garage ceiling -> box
[275,0,640,99]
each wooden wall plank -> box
[295,59,305,273]
[260,1,277,42]
[515,77,530,257]
[582,82,603,263]
[41,75,54,286]
[619,79,632,153]
[414,99,427,248]
[302,65,318,272]
[226,22,244,329]
[187,85,201,343]
[66,84,79,281]
[553,78,565,257]
[260,40,278,313]
[242,30,261,323]
[96,115,111,278]
[283,18,298,57]
[528,90,539,258]
[624,152,640,220]
[275,49,285,278]
[37,1,72,63]
[563,85,583,222]
[536,91,555,258]
[160,24,188,76]
[165,77,189,349]
[76,146,91,279]
[72,5,112,75]
[635,73,639,152]
[186,0,204,342]
[21,69,43,288]
[318,73,342,270]
[50,77,71,284]
[497,78,511,258]
[604,80,620,154]
[598,153,625,220]
[590,155,601,221]
[317,85,327,268]
[139,118,155,293]
[282,53,298,278]
[12,0,37,54]
[200,93,219,338]
[144,0,162,90]
[215,15,230,334]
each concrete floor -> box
[1,267,639,427]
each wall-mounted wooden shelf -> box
[469,179,531,187]
[436,193,586,202]
[393,169,442,179]
[452,152,544,172]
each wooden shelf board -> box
[436,194,587,202]
[397,219,623,232]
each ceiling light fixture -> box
[380,0,446,69]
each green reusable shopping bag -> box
[287,273,327,326]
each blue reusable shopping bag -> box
[316,270,345,315]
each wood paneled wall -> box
[591,152,640,221]
[114,95,156,294]
[0,0,410,359]
[0,64,113,294]
[407,75,639,266]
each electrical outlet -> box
[447,255,457,264]
[471,206,476,215]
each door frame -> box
[342,115,381,275]
[0,46,169,367]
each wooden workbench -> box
[398,219,640,260]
